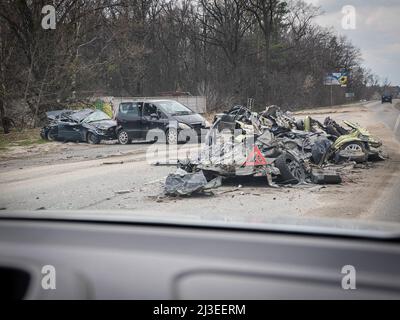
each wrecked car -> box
[280,115,384,164]
[164,106,308,196]
[41,109,117,144]
[320,121,384,164]
[162,104,386,196]
[300,116,384,163]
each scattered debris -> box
[152,160,178,166]
[115,189,132,194]
[103,160,124,165]
[164,169,221,196]
[160,104,386,197]
[310,169,342,184]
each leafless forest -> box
[0,0,384,126]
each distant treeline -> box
[0,0,387,125]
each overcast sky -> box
[304,0,400,86]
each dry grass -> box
[0,128,48,151]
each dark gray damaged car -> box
[40,109,117,144]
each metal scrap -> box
[162,104,386,197]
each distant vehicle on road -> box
[115,99,210,144]
[381,94,392,103]
[41,109,117,144]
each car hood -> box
[89,120,117,129]
[172,113,205,125]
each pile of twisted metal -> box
[164,105,386,196]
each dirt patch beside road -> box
[0,128,49,154]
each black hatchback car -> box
[381,94,392,103]
[115,100,210,144]
[41,109,117,144]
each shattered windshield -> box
[69,109,95,122]
[0,0,400,236]
[83,110,111,123]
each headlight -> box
[178,123,191,130]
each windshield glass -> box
[157,101,193,115]
[69,109,93,122]
[0,0,400,237]
[83,110,111,123]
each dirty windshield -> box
[158,101,193,116]
[1,0,399,235]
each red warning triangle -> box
[244,145,267,166]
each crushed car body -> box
[41,109,117,144]
[162,104,386,196]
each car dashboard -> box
[0,213,400,300]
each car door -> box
[141,103,168,141]
[58,121,82,141]
[117,102,143,140]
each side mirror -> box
[150,113,159,119]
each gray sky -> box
[304,0,400,86]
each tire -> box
[275,152,305,184]
[87,132,100,144]
[166,128,178,145]
[46,128,58,141]
[337,141,367,163]
[117,130,130,145]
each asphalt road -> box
[363,100,400,221]
[0,101,399,228]
[366,99,400,142]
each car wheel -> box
[117,130,130,145]
[47,128,58,141]
[337,141,367,163]
[275,152,305,184]
[166,128,178,145]
[343,141,364,152]
[87,132,100,144]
